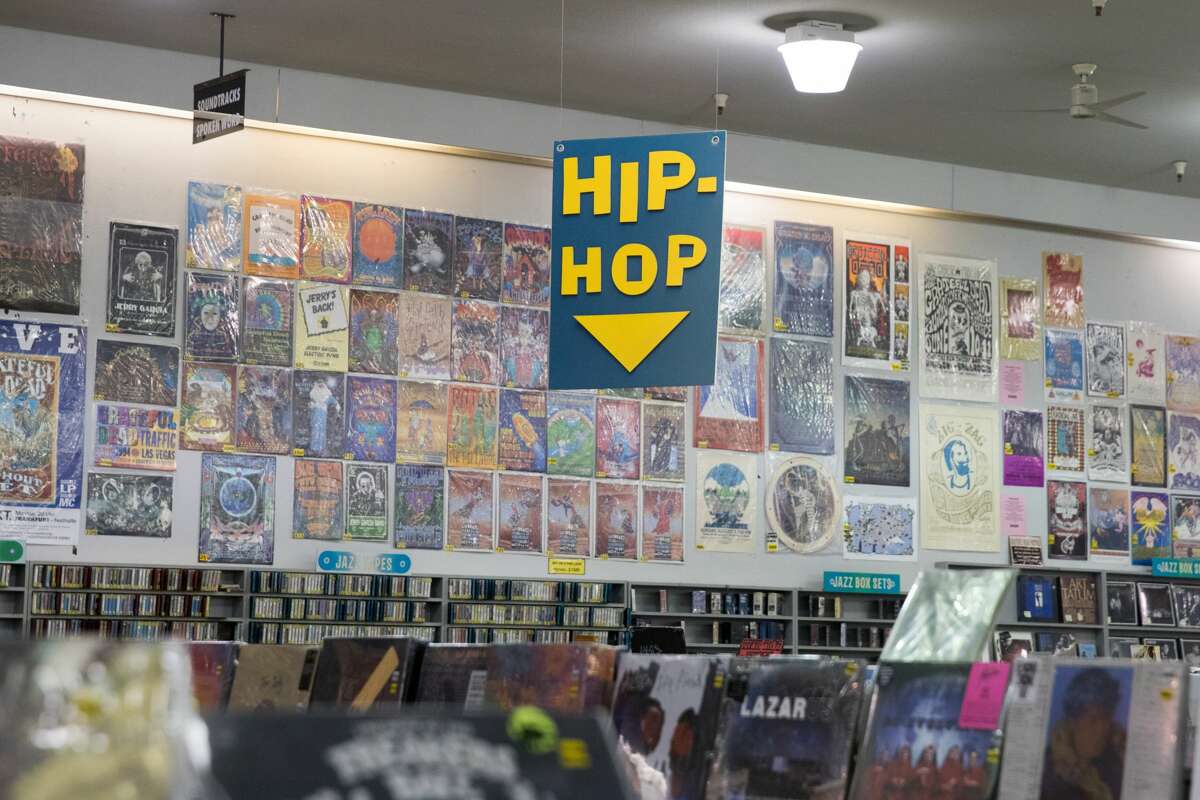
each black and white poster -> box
[1086,320,1126,398]
[917,254,997,402]
[85,472,173,537]
[1088,403,1127,483]
[105,222,178,337]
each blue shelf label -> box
[1152,558,1200,578]
[317,550,412,575]
[823,571,901,595]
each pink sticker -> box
[959,662,1011,730]
[1001,361,1024,405]
[1002,494,1026,535]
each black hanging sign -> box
[193,69,248,144]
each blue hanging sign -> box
[316,550,412,575]
[1152,558,1200,578]
[823,571,902,595]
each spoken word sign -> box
[823,571,902,595]
[550,131,726,389]
[193,69,248,144]
[317,550,411,575]
[1152,558,1200,578]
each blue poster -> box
[1045,328,1084,397]
[773,221,834,337]
[351,202,404,288]
[345,376,396,463]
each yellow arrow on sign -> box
[574,311,690,372]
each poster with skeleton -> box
[917,254,997,401]
[105,222,177,337]
[1088,403,1127,483]
[1166,334,1200,413]
[764,455,838,554]
[841,233,911,370]
[999,277,1041,361]
[1086,321,1126,398]
[1168,411,1200,490]
[1046,479,1088,561]
[918,402,999,552]
[1127,321,1165,404]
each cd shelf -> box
[443,579,627,646]
[630,583,795,653]
[0,563,26,639]
[794,590,902,655]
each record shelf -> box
[444,578,628,646]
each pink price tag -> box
[958,662,1011,730]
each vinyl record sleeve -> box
[308,637,425,710]
[227,644,318,712]
[105,222,178,337]
[413,644,490,706]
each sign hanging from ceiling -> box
[549,130,726,389]
[193,69,248,144]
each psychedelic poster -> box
[843,375,910,487]
[497,472,544,553]
[180,362,236,452]
[999,277,1040,361]
[1168,411,1200,490]
[397,292,452,380]
[94,340,179,407]
[291,459,344,540]
[1166,335,1200,413]
[841,496,917,561]
[1047,479,1087,560]
[769,336,834,454]
[918,254,997,402]
[498,389,546,473]
[293,282,349,372]
[1042,251,1084,329]
[85,473,172,538]
[291,371,344,458]
[1127,321,1164,403]
[547,392,595,478]
[502,223,551,307]
[695,451,758,553]
[451,300,500,384]
[646,386,687,403]
[184,271,240,362]
[446,469,494,551]
[394,464,444,549]
[1085,321,1125,398]
[299,195,352,283]
[500,305,549,389]
[403,209,454,295]
[106,222,177,337]
[595,397,641,480]
[717,222,765,333]
[241,277,293,366]
[594,481,638,560]
[893,321,910,364]
[351,203,403,288]
[1131,404,1167,487]
[1172,495,1200,558]
[94,404,178,471]
[235,366,292,455]
[1043,328,1084,402]
[198,452,275,564]
[345,463,389,541]
[918,403,999,552]
[1130,490,1170,565]
[348,289,400,374]
[1088,404,1126,483]
[694,336,764,453]
[395,380,447,465]
[187,180,242,272]
[773,221,833,336]
[345,376,397,462]
[842,237,891,365]
[642,402,685,482]
[641,485,684,562]
[1088,486,1129,558]
[0,320,86,544]
[547,478,591,556]
[243,192,300,279]
[452,216,502,300]
[446,385,498,469]
[764,455,838,554]
[1045,405,1085,473]
[1002,409,1044,488]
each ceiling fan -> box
[1017,63,1148,129]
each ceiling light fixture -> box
[777,20,862,94]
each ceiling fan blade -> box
[1094,110,1148,130]
[990,107,1070,114]
[1089,90,1147,111]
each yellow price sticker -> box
[844,475,855,483]
[769,443,780,451]
[292,448,305,457]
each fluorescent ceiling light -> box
[778,21,862,94]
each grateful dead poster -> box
[1045,405,1085,473]
[348,289,400,374]
[695,450,758,553]
[1088,486,1129,558]
[1130,490,1170,565]
[641,485,684,562]
[594,480,638,559]
[547,478,591,556]
[1127,322,1164,404]
[1131,404,1167,487]
[291,459,344,540]
[180,362,236,452]
[773,221,834,337]
[918,403,999,552]
[917,254,997,402]
[1172,494,1200,558]
[642,401,685,482]
[1168,411,1200,490]
[842,235,892,366]
[345,462,389,540]
[841,496,917,561]
[1002,409,1044,488]
[394,464,444,549]
[85,473,172,537]
[198,452,275,564]
[293,282,349,372]
[94,404,177,471]
[1046,479,1088,560]
[94,340,179,407]
[446,469,494,551]
[695,336,763,453]
[1086,321,1125,398]
[999,277,1040,361]
[106,222,177,337]
[403,209,453,295]
[502,223,551,307]
[187,181,241,272]
[547,392,595,478]
[765,455,838,554]
[299,195,352,283]
[1166,335,1200,413]
[453,216,502,300]
[240,277,293,366]
[769,336,834,455]
[291,371,344,459]
[497,472,544,553]
[0,320,86,544]
[717,223,765,334]
[185,271,240,362]
[1088,404,1127,483]
[235,366,292,455]
[1043,328,1084,402]
[243,192,300,279]
[451,300,500,384]
[395,380,447,465]
[595,397,641,480]
[1042,251,1084,329]
[498,389,546,473]
[351,202,403,288]
[446,385,498,469]
[843,375,910,487]
[500,305,549,389]
[345,376,397,462]
[397,292,452,380]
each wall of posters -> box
[243,193,300,279]
[106,222,177,337]
[290,370,344,458]
[397,292,452,380]
[1002,409,1044,488]
[717,222,765,334]
[641,485,684,562]
[765,455,838,554]
[1046,405,1085,474]
[235,366,291,455]
[94,404,178,471]
[198,452,275,564]
[1131,404,1167,487]
[918,403,999,552]
[395,380,447,465]
[345,462,389,540]
[769,336,834,454]
[1127,321,1165,403]
[452,216,502,301]
[547,478,591,556]
[451,299,500,384]
[85,473,172,538]
[186,181,242,272]
[1085,321,1126,398]
[1043,328,1084,402]
[1166,334,1200,413]
[694,336,763,453]
[1088,403,1127,483]
[595,397,641,480]
[917,254,997,401]
[594,480,638,560]
[1046,479,1087,560]
[241,277,293,367]
[546,392,594,478]
[446,469,494,551]
[446,385,498,469]
[1042,251,1084,329]
[841,496,917,561]
[843,375,910,486]
[1130,490,1170,565]
[299,195,352,283]
[497,388,546,473]
[348,289,399,374]
[184,271,240,362]
[1088,486,1129,558]
[345,376,396,462]
[773,221,833,336]
[497,472,543,553]
[351,202,403,288]
[403,209,454,295]
[180,362,236,452]
[502,223,550,307]
[394,464,444,549]
[695,451,758,553]
[291,459,344,540]
[293,282,349,372]
[499,305,548,389]
[641,402,685,482]
[999,277,1041,361]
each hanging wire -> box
[714,0,721,130]
[559,0,566,137]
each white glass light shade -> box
[778,24,862,94]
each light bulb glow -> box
[778,24,862,94]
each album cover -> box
[641,401,685,482]
[765,456,837,554]
[842,496,917,560]
[1089,486,1130,558]
[105,222,177,337]
[1086,321,1126,398]
[1017,574,1058,622]
[94,339,179,407]
[1142,637,1179,660]
[1171,494,1200,558]
[1047,479,1087,560]
[1171,584,1200,628]
[497,472,543,553]
[93,404,178,471]
[184,271,239,361]
[227,644,319,712]
[999,277,1040,361]
[1106,581,1138,625]
[1043,251,1084,329]
[1002,409,1044,487]
[1131,491,1170,565]
[1127,321,1165,404]
[994,630,1034,662]
[240,277,293,366]
[1167,411,1200,490]
[773,221,834,336]
[243,192,300,279]
[595,397,641,479]
[1181,639,1200,665]
[1166,334,1200,413]
[292,459,345,540]
[84,473,172,537]
[645,386,688,403]
[180,361,236,451]
[452,216,502,300]
[394,464,444,549]
[1044,328,1084,402]
[293,282,349,372]
[917,254,997,401]
[498,388,547,473]
[1046,404,1085,473]
[485,643,616,715]
[188,641,238,711]
[843,375,910,486]
[186,180,242,272]
[290,371,344,458]
[695,336,764,453]
[843,236,892,364]
[345,376,397,463]
[403,209,453,294]
[308,638,425,710]
[414,644,490,707]
[641,485,684,562]
[347,289,399,374]
[299,195,352,283]
[717,222,766,333]
[395,379,447,465]
[695,451,758,553]
[351,202,403,288]
[451,299,500,384]
[446,385,498,469]
[917,403,999,552]
[502,223,550,307]
[1106,637,1139,657]
[446,469,494,550]
[1130,404,1167,487]
[547,478,591,556]
[499,305,549,389]
[345,462,389,541]
[1137,582,1176,626]
[236,366,292,455]
[198,452,275,565]
[770,336,834,454]
[1059,574,1098,624]
[397,291,452,380]
[594,480,638,559]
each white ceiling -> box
[3,0,1200,197]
